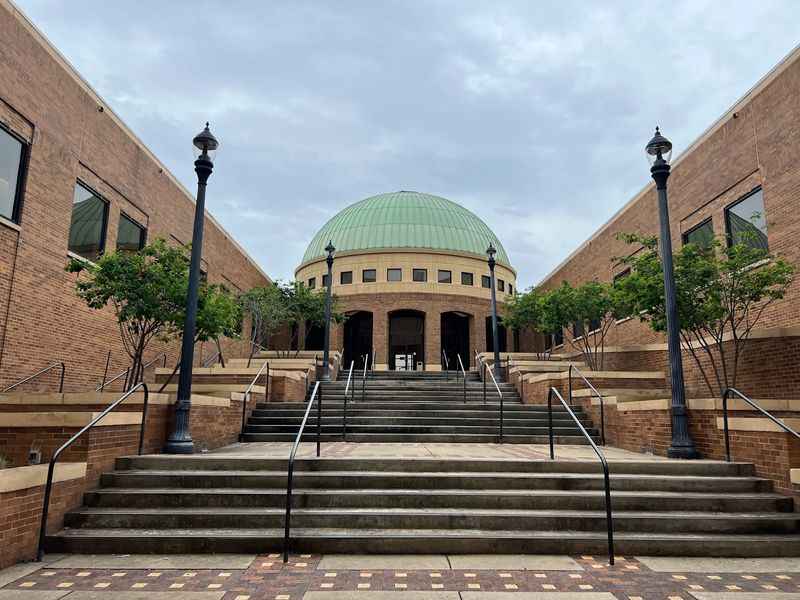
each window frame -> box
[461,272,473,286]
[68,180,110,262]
[508,284,513,295]
[362,268,376,283]
[682,217,714,248]
[724,187,768,250]
[322,273,330,287]
[412,268,428,282]
[437,269,452,284]
[387,268,402,282]
[0,123,30,225]
[116,211,147,252]
[340,270,353,285]
[308,277,316,289]
[497,278,505,292]
[481,275,491,289]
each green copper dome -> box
[301,191,511,266]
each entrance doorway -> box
[388,310,425,370]
[441,311,470,370]
[305,319,324,351]
[485,316,507,353]
[343,311,373,370]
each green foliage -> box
[503,287,542,333]
[615,232,794,395]
[195,283,242,344]
[239,284,288,350]
[536,280,623,370]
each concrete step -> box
[64,506,800,534]
[243,425,597,436]
[48,527,800,557]
[84,487,789,512]
[99,470,769,493]
[240,433,593,444]
[246,416,592,427]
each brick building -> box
[533,43,800,400]
[294,191,517,371]
[0,0,269,392]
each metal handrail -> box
[202,349,222,367]
[442,350,450,380]
[283,381,322,563]
[722,387,800,462]
[2,362,65,394]
[456,353,467,404]
[37,382,149,561]
[371,350,376,374]
[361,352,370,402]
[569,364,606,445]
[477,350,504,441]
[547,386,614,565]
[343,360,355,440]
[239,359,270,439]
[98,353,166,393]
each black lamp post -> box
[321,241,335,380]
[487,243,504,382]
[164,123,218,455]
[646,127,698,459]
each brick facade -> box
[0,1,269,393]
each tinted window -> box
[553,329,564,347]
[413,268,427,282]
[69,183,108,261]
[461,272,473,286]
[682,219,714,249]
[508,284,513,295]
[481,275,491,288]
[726,188,768,250]
[573,321,584,338]
[362,269,376,283]
[0,127,25,222]
[438,270,451,283]
[497,279,505,291]
[340,271,353,284]
[308,277,316,289]
[322,273,330,287]
[387,268,402,282]
[117,214,145,252]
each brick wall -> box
[0,2,269,394]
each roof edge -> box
[536,41,800,288]
[2,0,271,283]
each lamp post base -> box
[667,444,700,459]
[163,438,195,454]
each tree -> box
[282,281,344,356]
[537,280,623,370]
[504,287,549,359]
[239,284,288,359]
[67,239,188,388]
[614,232,794,396]
[193,283,242,367]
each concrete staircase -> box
[49,455,800,556]
[241,371,599,444]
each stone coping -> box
[0,462,86,493]
[523,370,664,383]
[0,391,170,406]
[0,411,143,428]
[716,416,800,433]
[156,366,307,376]
[791,469,799,485]
[605,397,800,413]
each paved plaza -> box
[1,553,799,599]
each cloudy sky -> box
[17,0,799,286]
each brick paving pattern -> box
[4,554,799,599]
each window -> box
[116,213,146,252]
[553,328,564,347]
[588,317,601,333]
[725,188,768,250]
[573,321,584,339]
[340,271,353,284]
[508,284,513,295]
[544,332,553,352]
[497,279,505,292]
[68,182,108,261]
[199,268,208,284]
[481,275,491,288]
[308,277,316,289]
[0,126,26,223]
[387,268,402,282]
[413,268,427,282]
[322,273,330,287]
[362,269,376,283]
[682,218,714,249]
[461,272,473,286]
[438,269,451,284]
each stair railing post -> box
[316,385,322,457]
[568,365,573,406]
[58,362,65,394]
[548,388,555,460]
[482,362,486,404]
[722,388,731,462]
[500,388,504,442]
